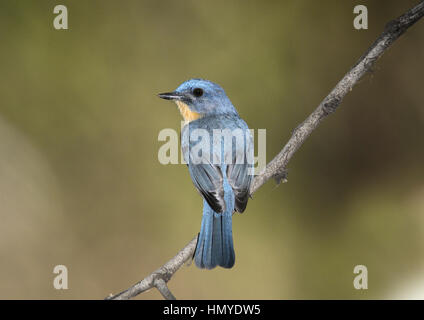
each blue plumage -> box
[195,166,235,269]
[159,79,253,269]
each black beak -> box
[157,91,184,101]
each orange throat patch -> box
[176,101,202,124]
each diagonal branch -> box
[251,0,424,194]
[106,236,197,300]
[106,1,424,300]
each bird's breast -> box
[176,101,202,124]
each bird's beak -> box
[157,91,184,101]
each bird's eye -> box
[192,88,204,97]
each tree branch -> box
[106,236,197,300]
[106,1,424,300]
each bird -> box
[158,79,253,269]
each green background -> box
[0,0,423,299]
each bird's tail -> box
[194,201,235,269]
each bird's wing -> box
[183,122,226,213]
[226,129,254,213]
[188,163,226,213]
[226,164,252,213]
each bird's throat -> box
[176,101,202,124]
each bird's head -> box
[158,79,237,123]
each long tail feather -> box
[195,201,235,269]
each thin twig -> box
[155,279,177,300]
[106,236,197,300]
[106,1,424,300]
[251,0,424,194]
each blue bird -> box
[159,79,253,269]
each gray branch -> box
[155,278,177,300]
[106,236,197,300]
[106,1,424,300]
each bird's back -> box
[182,113,253,213]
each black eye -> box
[192,88,204,97]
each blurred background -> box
[0,0,423,299]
